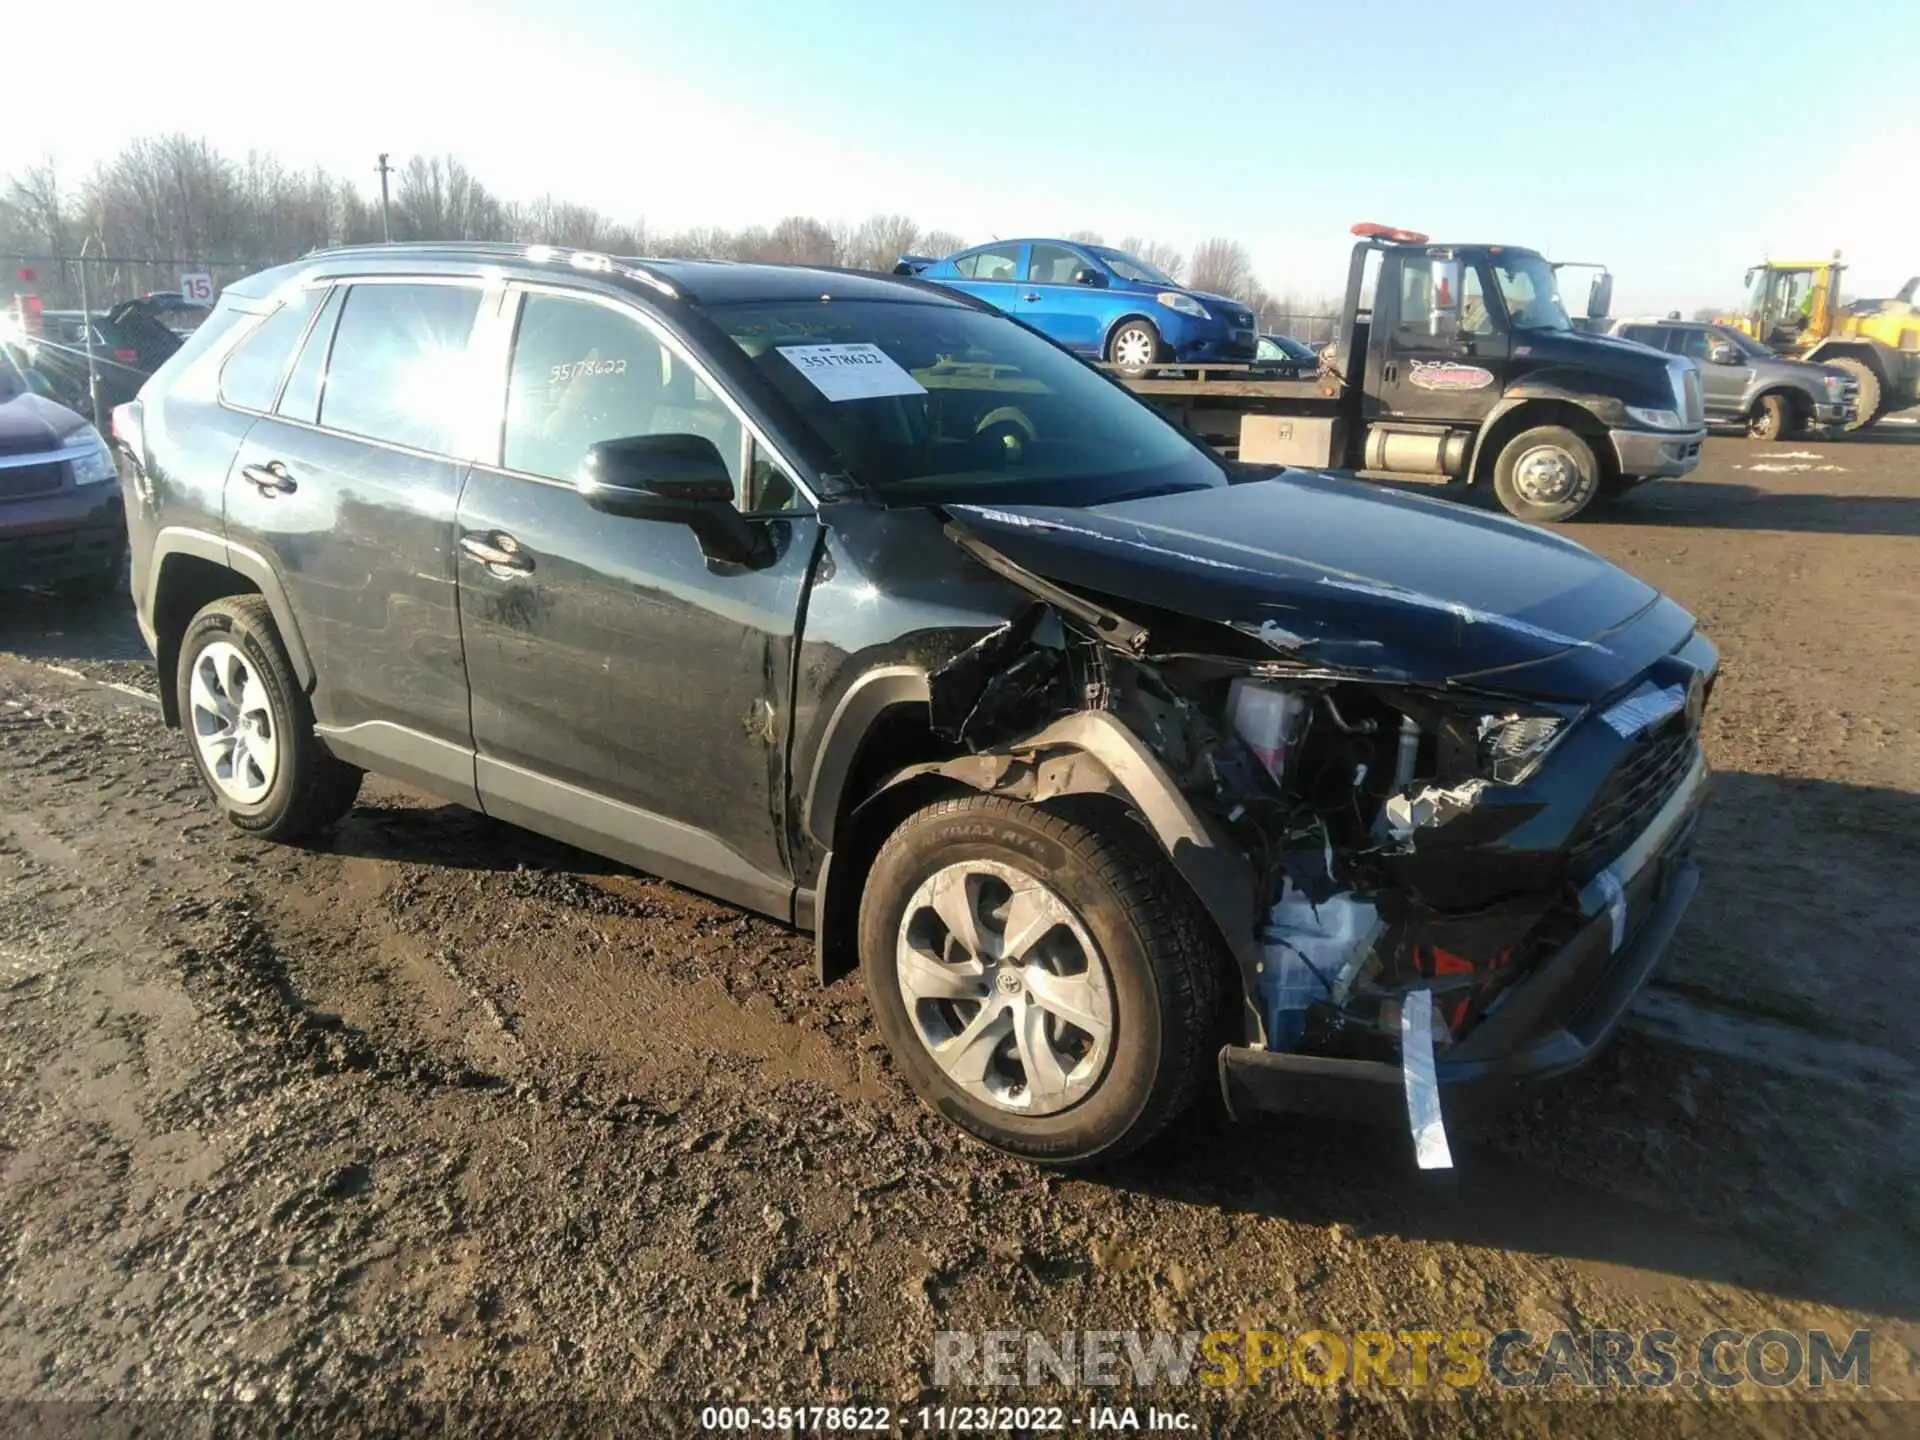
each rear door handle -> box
[459,530,534,575]
[240,461,296,495]
[1022,292,1041,302]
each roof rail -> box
[297,241,678,298]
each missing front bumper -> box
[1219,746,1711,1129]
[1219,855,1700,1125]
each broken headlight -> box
[1475,710,1572,785]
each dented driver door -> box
[454,284,819,920]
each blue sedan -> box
[897,239,1258,375]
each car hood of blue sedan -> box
[946,470,1696,700]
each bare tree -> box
[6,160,69,257]
[4,137,1349,330]
[919,229,966,260]
[1187,237,1254,299]
[845,214,921,272]
[766,215,839,265]
[394,155,504,242]
[1065,228,1105,245]
[1117,235,1184,283]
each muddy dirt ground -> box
[2,425,1918,1435]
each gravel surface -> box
[2,429,1917,1434]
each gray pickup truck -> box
[1606,317,1856,440]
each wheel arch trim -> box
[147,526,316,691]
[852,709,1266,1043]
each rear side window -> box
[276,287,345,424]
[218,289,326,411]
[954,245,1020,280]
[319,282,483,453]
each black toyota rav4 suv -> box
[120,244,1715,1165]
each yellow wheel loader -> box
[1721,256,1920,430]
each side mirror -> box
[578,433,770,568]
[1071,267,1107,288]
[1708,342,1740,365]
[1427,257,1461,344]
[1587,271,1614,321]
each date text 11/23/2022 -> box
[697,1405,1197,1432]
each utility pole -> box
[78,235,104,432]
[376,153,393,243]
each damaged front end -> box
[914,517,1714,1167]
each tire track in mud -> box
[2,651,1917,1423]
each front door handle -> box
[240,461,296,495]
[1022,292,1041,302]
[459,531,534,576]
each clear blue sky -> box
[9,0,1916,313]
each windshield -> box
[1092,247,1176,286]
[715,299,1225,505]
[1491,254,1573,332]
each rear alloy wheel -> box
[1748,392,1790,441]
[1491,424,1602,522]
[1107,320,1162,377]
[176,596,362,840]
[189,639,281,806]
[860,794,1221,1165]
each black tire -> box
[175,595,362,840]
[1747,392,1790,441]
[1824,356,1879,432]
[859,794,1222,1166]
[1106,319,1163,377]
[1490,424,1602,522]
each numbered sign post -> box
[179,272,214,305]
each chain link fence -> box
[2,250,258,321]
[1255,310,1342,346]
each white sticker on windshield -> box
[778,344,927,402]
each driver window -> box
[1460,267,1494,336]
[956,244,1021,281]
[503,292,743,489]
[1673,328,1712,362]
[1395,262,1434,339]
[1028,245,1084,285]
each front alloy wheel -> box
[896,859,1115,1115]
[859,793,1222,1165]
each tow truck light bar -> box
[1351,222,1430,245]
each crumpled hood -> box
[0,390,91,457]
[948,471,1695,698]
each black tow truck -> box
[1123,224,1707,522]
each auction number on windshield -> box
[550,358,628,380]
